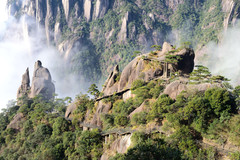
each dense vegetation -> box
[4,0,240,159]
[1,65,240,159]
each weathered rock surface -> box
[17,68,30,100]
[7,113,25,130]
[95,0,109,18]
[90,100,112,126]
[222,0,239,31]
[17,61,55,102]
[84,0,92,22]
[163,80,223,99]
[102,65,120,95]
[65,100,78,119]
[102,42,195,97]
[118,12,129,42]
[129,101,147,119]
[101,134,132,160]
[29,60,55,100]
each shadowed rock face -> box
[29,60,55,100]
[17,60,55,102]
[17,68,30,100]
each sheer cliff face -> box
[222,0,240,31]
[6,0,240,82]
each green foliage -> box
[205,88,237,116]
[76,129,103,159]
[149,84,164,99]
[132,51,141,58]
[52,117,70,137]
[74,93,94,121]
[131,112,147,126]
[111,139,182,160]
[114,115,129,126]
[130,132,147,146]
[230,152,240,160]
[131,79,145,90]
[34,124,52,141]
[169,126,199,159]
[165,54,182,64]
[190,65,211,83]
[151,45,162,51]
[148,94,174,121]
[113,98,138,116]
[183,95,211,132]
[88,84,100,99]
[100,114,114,129]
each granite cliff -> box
[6,0,240,84]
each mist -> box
[200,22,240,86]
[0,0,85,109]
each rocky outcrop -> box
[7,113,25,130]
[166,0,184,10]
[102,65,119,95]
[163,79,223,99]
[17,61,55,102]
[62,0,70,20]
[65,100,78,119]
[95,0,109,18]
[222,0,237,31]
[118,12,129,43]
[17,68,30,100]
[102,42,195,97]
[90,100,112,126]
[84,0,92,22]
[129,101,146,119]
[29,60,55,100]
[101,134,132,160]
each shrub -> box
[131,79,145,90]
[131,132,147,146]
[52,117,70,137]
[149,94,174,120]
[131,112,147,126]
[114,115,129,126]
[101,114,114,129]
[205,88,237,116]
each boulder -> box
[91,100,112,127]
[163,80,223,99]
[7,113,25,130]
[161,42,174,55]
[29,60,55,100]
[129,101,146,119]
[65,101,78,119]
[163,80,188,99]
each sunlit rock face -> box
[29,60,55,100]
[17,60,55,101]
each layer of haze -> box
[1,0,240,110]
[0,0,83,109]
[204,23,240,86]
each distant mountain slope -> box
[7,0,240,83]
